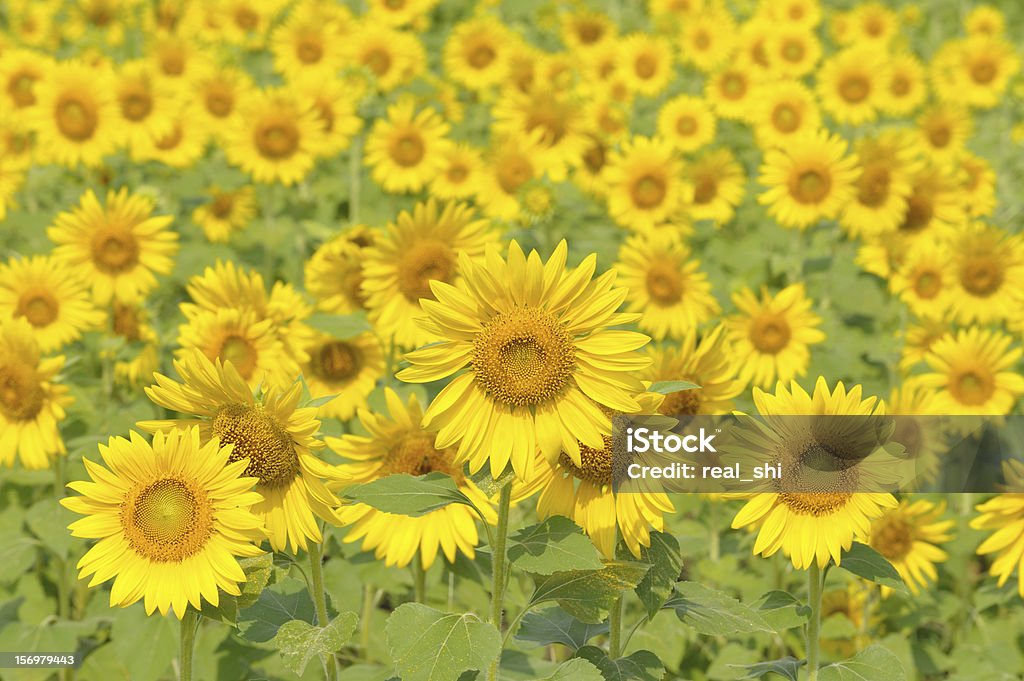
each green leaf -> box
[306,312,372,339]
[752,591,811,631]
[273,612,359,676]
[836,542,907,593]
[620,531,682,619]
[818,645,906,681]
[469,463,516,497]
[509,516,604,575]
[201,594,239,625]
[529,561,650,624]
[25,498,77,559]
[730,657,805,680]
[237,577,316,643]
[648,381,700,394]
[535,658,605,681]
[515,606,609,650]
[236,554,274,609]
[664,582,773,636]
[575,646,665,681]
[384,603,501,681]
[343,472,476,517]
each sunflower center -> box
[209,192,235,219]
[112,303,142,341]
[468,43,496,69]
[693,176,718,204]
[951,369,994,405]
[631,174,667,209]
[583,141,606,174]
[900,193,933,233]
[781,39,805,62]
[312,341,361,382]
[204,84,235,117]
[218,335,258,379]
[157,47,185,76]
[778,492,852,517]
[871,515,913,560]
[771,104,800,133]
[155,124,183,150]
[90,228,140,274]
[857,164,891,207]
[254,119,300,160]
[473,307,576,408]
[645,261,684,305]
[927,123,951,149]
[750,314,791,354]
[577,21,604,44]
[8,72,38,107]
[381,432,463,481]
[959,255,1003,296]
[120,88,153,121]
[15,290,59,328]
[559,435,614,486]
[446,162,469,182]
[364,48,392,76]
[970,59,996,85]
[296,35,324,64]
[659,388,702,416]
[123,478,213,562]
[314,99,335,133]
[212,403,300,487]
[397,239,456,302]
[526,96,569,143]
[892,417,923,459]
[390,132,425,167]
[913,270,942,299]
[721,72,747,99]
[890,74,910,96]
[634,54,657,79]
[55,94,99,141]
[838,74,870,103]
[675,115,697,136]
[790,168,831,203]
[497,154,533,194]
[0,364,45,422]
[234,7,259,30]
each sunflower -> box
[879,53,927,116]
[325,388,496,568]
[139,350,345,553]
[758,129,859,230]
[726,284,825,388]
[288,74,362,159]
[364,98,452,194]
[643,324,743,416]
[687,148,746,225]
[48,188,178,305]
[347,21,425,93]
[113,60,179,156]
[61,427,264,617]
[224,87,326,186]
[444,16,516,92]
[947,223,1024,325]
[705,64,758,121]
[605,136,688,231]
[656,95,716,153]
[490,86,587,182]
[728,378,899,570]
[679,9,736,73]
[846,2,899,46]
[0,48,52,111]
[918,327,1024,416]
[132,114,209,168]
[191,66,255,138]
[898,317,951,373]
[304,227,377,314]
[535,391,675,558]
[763,0,821,28]
[0,159,24,222]
[839,131,918,239]
[868,499,953,595]
[107,302,160,387]
[560,9,616,53]
[965,5,1006,36]
[917,104,972,162]
[972,492,1024,597]
[888,240,955,320]
[958,152,997,218]
[31,59,120,167]
[270,7,346,80]
[937,35,1020,109]
[573,133,612,197]
[431,143,483,200]
[893,166,966,244]
[615,231,720,341]
[192,186,257,243]
[618,33,674,97]
[885,382,946,488]
[0,110,36,169]
[302,331,384,421]
[0,318,73,470]
[817,47,889,125]
[765,26,821,78]
[0,255,104,352]
[366,0,438,27]
[362,199,497,349]
[752,80,822,150]
[146,34,213,92]
[475,133,547,221]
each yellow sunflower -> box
[947,223,1024,325]
[656,95,716,153]
[958,152,997,218]
[366,0,438,27]
[346,21,425,93]
[364,98,452,194]
[765,26,821,78]
[106,302,160,387]
[605,135,688,231]
[191,66,255,138]
[192,186,257,243]
[965,5,1006,36]
[0,254,104,352]
[132,114,210,169]
[301,331,384,422]
[48,188,178,305]
[444,16,516,92]
[839,131,918,239]
[618,33,674,97]
[113,59,179,156]
[304,227,377,314]
[892,166,967,245]
[0,110,36,169]
[817,46,889,125]
[972,491,1024,597]
[288,73,362,159]
[0,48,52,112]
[918,327,1024,416]
[475,133,547,221]
[61,427,265,617]
[868,499,953,595]
[139,350,345,553]
[752,80,822,149]
[758,128,859,230]
[326,388,496,568]
[490,86,588,182]
[729,377,899,570]
[846,2,899,46]
[679,9,736,73]
[362,199,498,349]
[917,103,972,162]
[687,148,746,224]
[642,324,743,416]
[705,64,758,121]
[888,240,955,320]
[431,143,484,200]
[885,382,946,488]
[615,230,720,341]
[0,318,73,470]
[898,317,951,374]
[726,283,826,388]
[560,9,617,53]
[270,6,346,80]
[31,59,120,167]
[879,53,927,116]
[936,35,1020,110]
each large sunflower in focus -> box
[61,427,265,617]
[139,351,344,553]
[397,240,651,479]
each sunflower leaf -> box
[342,472,477,517]
[664,582,773,636]
[528,561,651,624]
[469,463,516,497]
[818,645,906,681]
[384,603,501,681]
[306,312,372,339]
[515,606,609,650]
[272,611,359,676]
[508,516,604,574]
[617,531,683,619]
[729,656,805,680]
[237,577,316,643]
[836,542,907,593]
[535,657,605,681]
[574,646,665,681]
[648,381,701,394]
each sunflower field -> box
[2,0,1024,680]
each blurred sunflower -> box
[898,317,951,373]
[868,498,953,595]
[31,59,120,167]
[705,64,757,121]
[367,0,437,27]
[764,26,821,78]
[191,66,254,137]
[839,131,918,238]
[113,60,179,157]
[106,302,160,387]
[491,86,587,182]
[657,95,716,153]
[879,53,927,116]
[886,382,946,488]
[643,324,743,416]
[0,48,51,111]
[133,114,209,169]
[301,331,384,421]
[619,33,674,97]
[972,487,1024,597]
[347,21,425,93]
[957,152,997,218]
[139,350,344,553]
[398,240,650,478]
[270,6,346,79]
[560,9,616,53]
[752,80,821,149]
[605,135,688,231]
[192,186,257,243]
[476,133,546,221]
[936,35,1020,109]
[61,427,265,617]
[365,98,452,194]
[687,148,745,224]
[948,223,1024,325]
[888,240,955,320]
[289,74,362,159]
[304,227,377,314]
[444,16,516,91]
[431,143,484,200]
[918,327,1024,416]
[817,46,888,125]
[917,103,972,162]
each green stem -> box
[488,481,513,681]
[349,135,362,224]
[806,563,824,681]
[309,540,338,681]
[413,553,427,604]
[179,607,199,681]
[708,498,721,563]
[609,596,623,658]
[360,586,377,662]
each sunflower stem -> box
[488,481,513,681]
[412,553,427,604]
[349,134,362,224]
[179,607,199,681]
[609,595,623,658]
[708,497,721,562]
[309,540,338,681]
[805,562,824,681]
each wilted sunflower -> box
[31,59,120,167]
[326,388,497,568]
[605,135,688,231]
[397,240,650,478]
[365,98,452,194]
[0,255,104,352]
[0,318,73,469]
[139,351,345,553]
[868,498,953,595]
[726,283,825,388]
[48,188,179,305]
[61,427,265,617]
[301,331,384,421]
[918,327,1024,416]
[643,324,743,416]
[192,186,257,243]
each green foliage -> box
[665,582,773,636]
[384,603,501,681]
[342,472,479,518]
[273,612,359,676]
[508,516,604,575]
[528,561,651,624]
[818,645,907,681]
[515,606,609,650]
[575,647,665,681]
[836,542,908,593]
